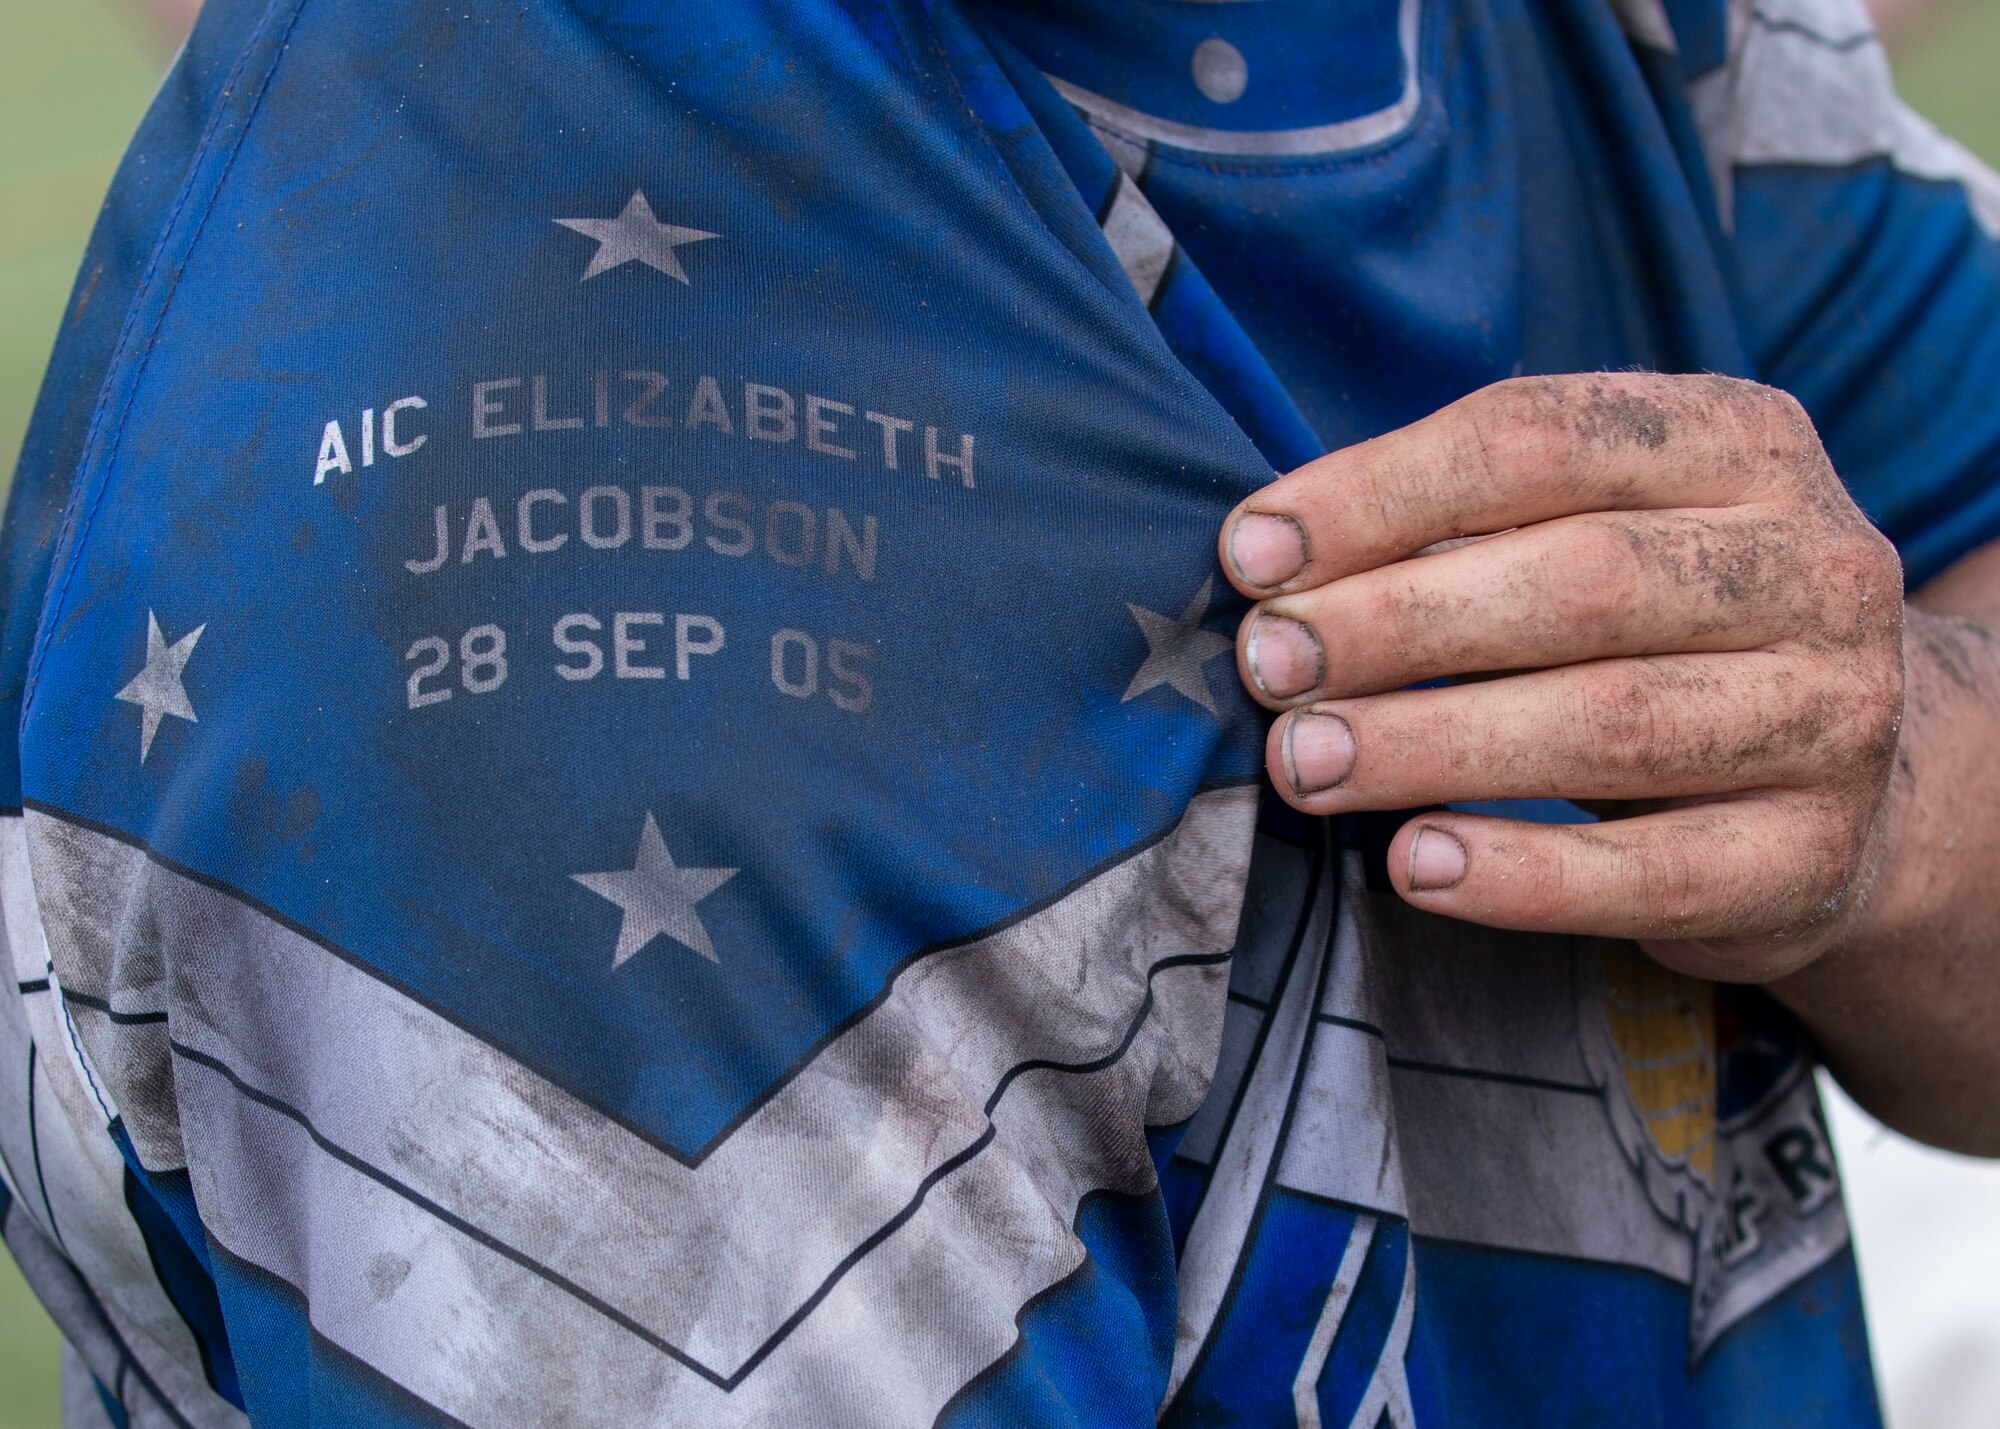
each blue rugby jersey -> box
[1,0,1996,1425]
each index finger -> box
[1218,373,1823,596]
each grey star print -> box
[555,190,721,283]
[573,813,739,966]
[1122,577,1235,716]
[115,611,204,762]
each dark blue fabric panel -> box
[1403,1239,1882,1428]
[1449,797,1597,823]
[1157,1155,1207,1258]
[0,0,277,807]
[117,1152,243,1407]
[1167,1193,1370,1425]
[1661,0,1731,75]
[96,1379,131,1429]
[938,1191,1178,1429]
[18,0,1270,1158]
[1502,0,1748,382]
[1121,0,1525,451]
[1631,43,1731,250]
[108,1123,211,1276]
[1313,1219,1411,1429]
[974,18,1324,471]
[943,5,1134,304]
[977,0,1408,134]
[208,1248,464,1429]
[1734,161,2000,585]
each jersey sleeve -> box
[0,0,276,812]
[0,4,1276,1425]
[1686,0,2000,585]
[1,4,282,1424]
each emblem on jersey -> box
[1580,942,1849,1355]
[555,190,721,284]
[1158,860,1858,1424]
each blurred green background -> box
[2,4,175,1423]
[0,0,1995,1423]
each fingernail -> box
[1228,512,1308,590]
[1283,711,1355,795]
[1247,614,1324,700]
[1408,827,1468,892]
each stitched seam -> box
[907,6,1067,257]
[22,0,307,720]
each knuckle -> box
[1635,839,1707,932]
[1576,669,1676,781]
[1743,383,1829,480]
[1809,522,1905,647]
[1460,381,1577,497]
[1854,520,1904,591]
[1721,803,1863,944]
[1568,819,1709,936]
[1753,381,1812,435]
[1716,376,1808,437]
[1489,830,1573,924]
[1834,665,1905,770]
[1354,583,1433,688]
[1542,525,1645,638]
[1692,372,1769,408]
[1814,813,1863,889]
[1787,809,1866,924]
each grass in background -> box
[0,0,1994,1425]
[1,2,160,1420]
[0,0,161,498]
[1895,0,2000,158]
[0,1253,59,1429]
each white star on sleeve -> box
[115,611,204,762]
[572,813,738,967]
[554,190,721,284]
[1122,577,1235,716]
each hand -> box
[1219,373,1907,983]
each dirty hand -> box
[1220,373,1907,982]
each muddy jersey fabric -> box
[1,0,1996,1425]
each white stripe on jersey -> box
[19,789,1256,1426]
[1692,0,2000,234]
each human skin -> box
[1219,371,2000,1155]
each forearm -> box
[1772,601,2000,1154]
